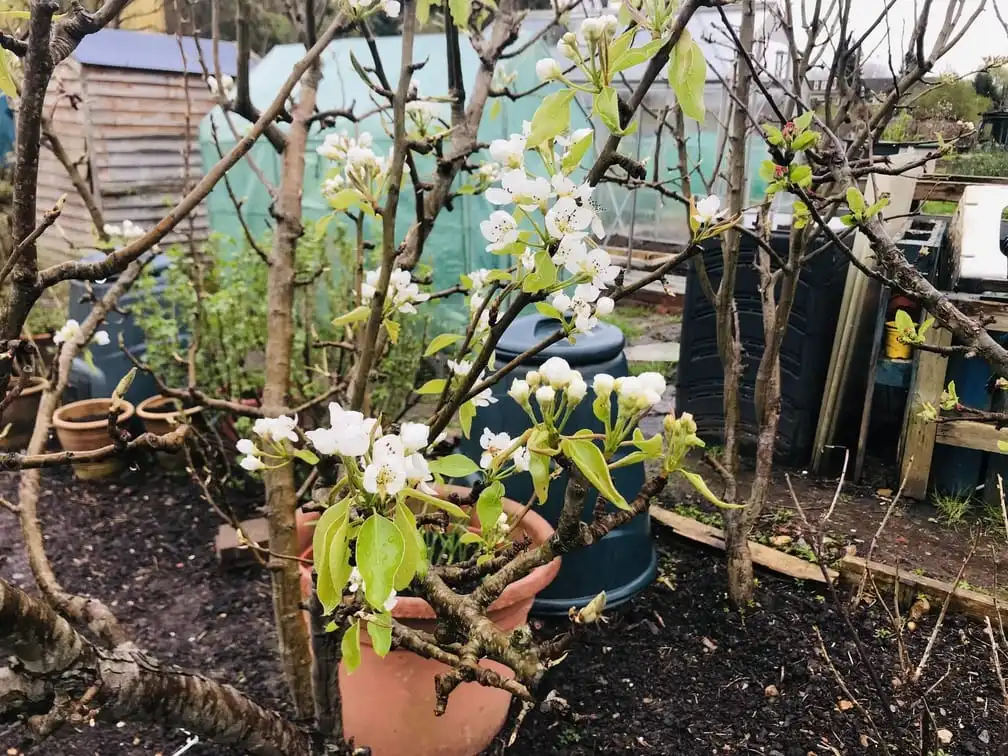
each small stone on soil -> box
[937,728,953,744]
[765,684,780,698]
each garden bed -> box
[1,468,1005,755]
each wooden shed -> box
[37,28,239,268]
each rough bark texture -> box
[717,0,757,608]
[261,65,319,718]
[0,578,314,756]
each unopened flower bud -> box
[527,370,542,388]
[535,385,556,407]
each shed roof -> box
[73,28,240,76]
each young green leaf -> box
[367,617,393,657]
[631,427,664,457]
[342,619,362,673]
[293,448,320,466]
[561,129,594,174]
[319,521,351,613]
[427,454,480,478]
[894,309,916,336]
[560,437,628,510]
[459,400,476,438]
[536,302,565,320]
[679,469,740,509]
[668,31,707,123]
[415,378,446,395]
[333,305,371,328]
[611,37,665,76]
[416,0,434,24]
[384,318,401,345]
[525,90,575,148]
[356,514,405,611]
[476,481,504,535]
[0,51,17,99]
[794,110,814,131]
[790,131,819,152]
[328,188,361,211]
[522,249,558,293]
[846,186,866,216]
[393,503,421,591]
[400,487,468,520]
[593,86,623,135]
[529,451,551,504]
[764,124,784,146]
[448,0,470,27]
[789,164,813,188]
[424,333,463,357]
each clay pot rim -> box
[299,485,561,620]
[136,394,202,421]
[53,397,135,431]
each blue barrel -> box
[68,253,174,407]
[463,313,656,615]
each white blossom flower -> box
[471,372,497,408]
[488,134,527,170]
[400,422,430,454]
[580,14,618,43]
[363,434,407,498]
[486,171,550,211]
[565,247,619,292]
[305,403,375,457]
[566,376,588,402]
[553,234,588,269]
[615,375,663,409]
[479,162,501,182]
[539,356,574,388]
[240,454,265,472]
[593,373,615,396]
[236,438,257,456]
[520,248,536,271]
[53,319,81,345]
[558,32,579,58]
[546,194,604,240]
[468,268,492,292]
[404,452,435,493]
[383,0,400,17]
[596,296,615,316]
[513,446,531,472]
[638,371,667,400]
[526,370,542,388]
[552,292,571,312]
[252,415,300,444]
[536,58,562,82]
[480,210,519,252]
[93,330,110,346]
[447,359,472,376]
[535,385,556,407]
[349,566,364,593]
[693,195,724,225]
[206,73,235,99]
[102,219,145,240]
[571,297,598,334]
[480,428,514,469]
[508,379,531,404]
[361,268,428,315]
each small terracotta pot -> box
[53,397,135,480]
[136,395,200,471]
[298,486,561,756]
[0,377,47,451]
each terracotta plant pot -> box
[0,377,47,451]
[53,397,135,480]
[136,395,200,471]
[298,486,561,756]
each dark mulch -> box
[1,466,1006,755]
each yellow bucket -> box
[884,321,912,360]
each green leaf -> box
[489,99,502,120]
[592,393,611,425]
[448,0,470,27]
[631,427,663,457]
[866,196,891,218]
[668,31,707,123]
[561,129,594,174]
[321,521,351,613]
[759,160,777,182]
[342,619,362,673]
[314,500,351,613]
[459,531,483,545]
[608,450,652,469]
[459,400,476,439]
[367,617,393,657]
[333,305,371,328]
[593,86,623,135]
[764,124,784,146]
[560,437,628,510]
[356,514,405,611]
[294,448,320,465]
[846,186,866,215]
[476,481,504,535]
[999,439,1008,454]
[536,302,564,320]
[611,37,666,75]
[679,469,741,509]
[530,452,551,504]
[328,188,361,211]
[416,0,433,24]
[415,378,446,395]
[894,309,915,335]
[400,487,468,519]
[383,318,401,345]
[794,110,814,131]
[522,249,557,293]
[427,454,480,478]
[525,90,575,148]
[424,333,463,357]
[789,164,813,188]
[607,28,637,68]
[393,503,421,591]
[791,131,819,152]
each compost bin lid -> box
[494,313,625,367]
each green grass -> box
[628,360,671,377]
[921,198,1008,220]
[932,488,973,525]
[601,304,654,340]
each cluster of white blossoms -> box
[317,131,391,205]
[237,415,300,471]
[103,219,145,240]
[478,428,531,472]
[479,123,619,336]
[508,357,589,429]
[594,371,667,412]
[691,195,725,226]
[53,319,110,348]
[557,13,619,61]
[361,267,429,316]
[446,359,496,407]
[405,96,443,138]
[205,74,236,100]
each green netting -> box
[199,33,774,330]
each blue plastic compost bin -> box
[68,253,174,407]
[462,313,657,615]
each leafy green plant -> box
[933,488,973,525]
[23,287,66,336]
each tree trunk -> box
[261,66,320,718]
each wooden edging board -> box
[649,505,837,584]
[838,555,1008,624]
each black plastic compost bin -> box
[462,313,657,616]
[68,253,173,407]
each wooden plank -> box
[899,324,953,499]
[915,174,1008,203]
[855,285,891,481]
[649,506,837,584]
[839,555,1008,624]
[935,420,1008,453]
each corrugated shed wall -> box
[37,60,214,268]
